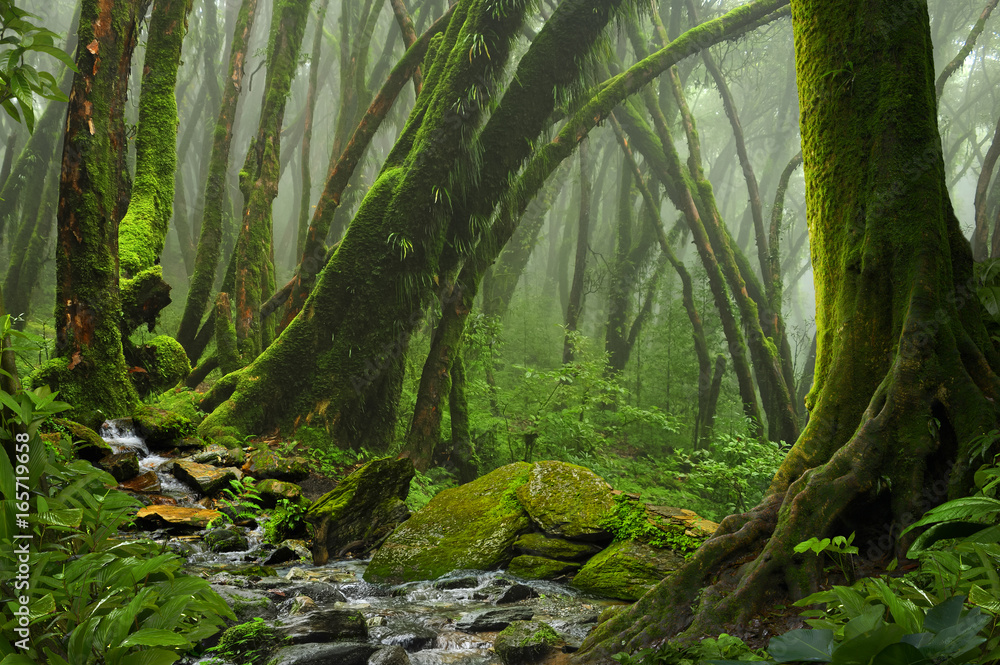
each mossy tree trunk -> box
[39,0,152,425]
[563,142,592,365]
[575,0,1000,658]
[175,0,258,357]
[232,0,311,360]
[117,0,192,277]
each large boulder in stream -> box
[52,418,111,462]
[98,452,140,482]
[494,620,564,664]
[132,404,195,448]
[307,457,414,565]
[365,463,533,583]
[515,461,616,542]
[173,459,239,495]
[570,539,686,600]
[134,505,222,530]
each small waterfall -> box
[101,420,148,455]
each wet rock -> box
[191,443,245,467]
[370,618,436,652]
[211,585,278,622]
[173,459,238,495]
[98,451,140,482]
[283,581,347,604]
[270,642,378,665]
[53,418,111,462]
[204,528,249,553]
[455,607,534,632]
[307,458,414,565]
[508,555,580,581]
[119,470,160,493]
[132,405,195,448]
[165,539,199,557]
[494,620,563,664]
[134,505,222,530]
[368,645,411,665]
[496,583,540,604]
[243,448,310,482]
[514,532,601,561]
[515,461,615,542]
[366,463,533,583]
[433,574,481,590]
[290,596,316,614]
[264,539,312,565]
[258,478,305,508]
[279,608,368,645]
[571,539,685,600]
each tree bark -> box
[175,0,258,357]
[973,112,1000,260]
[935,0,999,98]
[575,0,1000,657]
[563,141,592,365]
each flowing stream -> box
[103,422,617,665]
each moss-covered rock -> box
[133,404,195,448]
[191,443,245,467]
[52,418,112,462]
[306,457,414,565]
[570,539,685,600]
[134,505,222,530]
[243,447,310,481]
[173,459,238,495]
[514,461,615,542]
[364,462,533,584]
[258,479,305,508]
[493,620,563,664]
[98,451,140,482]
[513,532,601,561]
[204,527,250,553]
[150,387,207,426]
[127,334,190,396]
[507,555,580,580]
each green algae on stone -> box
[151,388,208,426]
[514,461,616,542]
[493,620,562,664]
[508,555,580,581]
[570,539,685,601]
[364,462,533,584]
[307,457,414,564]
[52,418,112,462]
[514,532,601,561]
[133,404,196,447]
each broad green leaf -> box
[117,629,191,649]
[830,624,906,665]
[922,595,966,634]
[843,606,885,640]
[118,649,180,665]
[870,643,930,665]
[768,629,835,662]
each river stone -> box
[243,448,310,481]
[494,620,563,664]
[53,418,111,462]
[173,459,238,495]
[515,461,615,542]
[508,555,580,581]
[514,532,602,560]
[570,539,685,600]
[258,478,305,508]
[279,608,368,644]
[135,505,222,529]
[365,463,533,583]
[132,405,194,448]
[191,443,244,467]
[369,645,411,665]
[433,574,481,590]
[455,607,534,632]
[204,528,249,553]
[283,581,348,604]
[270,642,378,665]
[370,618,436,652]
[496,583,539,604]
[120,471,160,493]
[98,451,140,482]
[264,539,312,565]
[211,585,279,621]
[307,457,415,565]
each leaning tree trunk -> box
[117,0,191,277]
[232,0,311,360]
[575,0,1000,659]
[175,0,258,358]
[563,141,592,365]
[31,0,152,426]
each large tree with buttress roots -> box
[574,0,1000,659]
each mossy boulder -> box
[493,620,563,664]
[243,447,309,481]
[306,457,414,565]
[258,479,305,508]
[128,335,190,395]
[278,608,368,645]
[133,404,195,448]
[98,452,140,482]
[364,462,533,584]
[52,418,112,462]
[508,555,581,580]
[514,532,601,560]
[150,387,206,426]
[134,505,222,530]
[515,461,615,542]
[191,443,245,467]
[204,528,250,553]
[173,459,239,495]
[570,539,685,600]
